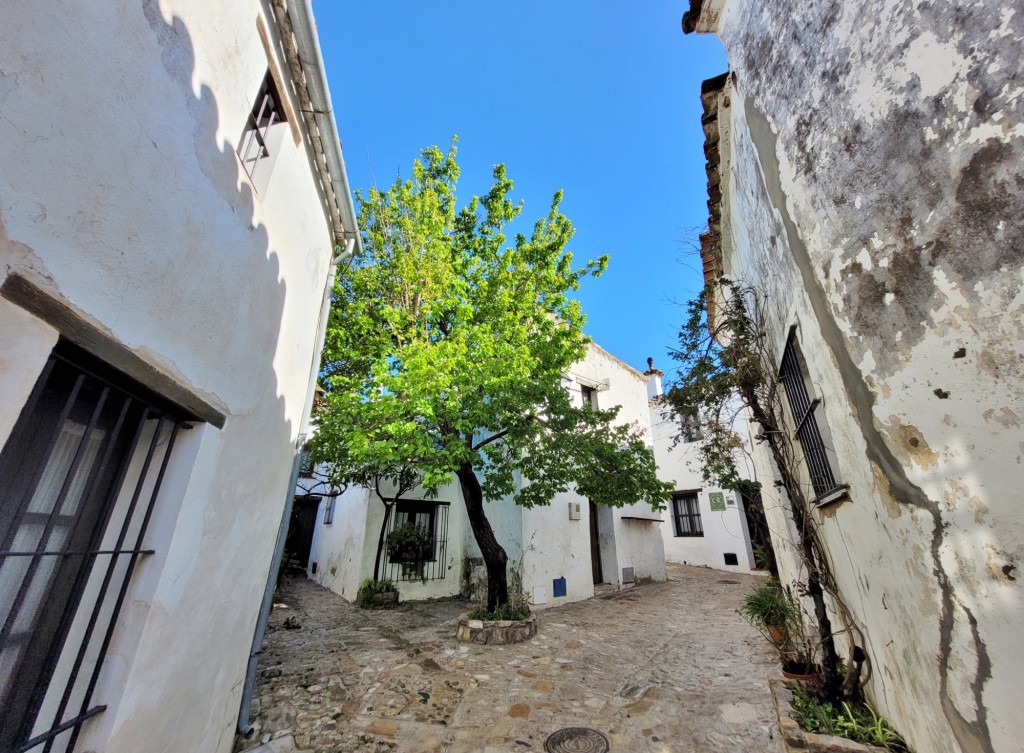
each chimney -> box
[643,357,663,400]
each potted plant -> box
[740,579,821,680]
[739,578,798,645]
[356,578,399,609]
[386,522,433,562]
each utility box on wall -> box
[568,501,581,520]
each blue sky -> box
[315,1,727,377]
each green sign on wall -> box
[709,492,726,511]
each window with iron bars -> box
[0,340,194,753]
[778,332,841,499]
[237,70,287,193]
[671,492,703,537]
[382,501,450,582]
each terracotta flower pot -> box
[781,662,820,684]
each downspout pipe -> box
[238,0,361,732]
[236,241,354,738]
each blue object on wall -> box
[552,577,567,598]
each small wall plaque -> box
[709,491,726,511]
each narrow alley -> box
[240,564,782,753]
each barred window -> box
[671,492,703,537]
[383,501,449,581]
[237,70,287,193]
[0,341,192,752]
[679,409,701,444]
[778,333,840,499]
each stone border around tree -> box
[770,679,889,753]
[456,616,537,645]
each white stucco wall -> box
[0,2,344,752]
[690,3,1024,748]
[307,485,371,601]
[651,403,756,573]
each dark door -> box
[286,495,320,570]
[588,500,603,584]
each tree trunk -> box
[456,461,509,612]
[373,502,394,581]
[742,385,844,702]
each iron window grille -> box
[297,447,314,479]
[382,501,449,582]
[671,492,703,537]
[778,333,840,499]
[679,409,701,444]
[237,71,286,184]
[0,341,194,753]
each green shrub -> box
[358,578,397,595]
[467,603,531,621]
[739,578,798,628]
[789,683,910,751]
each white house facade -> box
[0,2,356,752]
[300,343,667,609]
[650,397,758,574]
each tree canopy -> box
[311,141,670,610]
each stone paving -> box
[239,564,783,753]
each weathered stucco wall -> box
[687,2,1024,751]
[0,1,341,751]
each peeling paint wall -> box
[689,2,1024,752]
[0,2,344,751]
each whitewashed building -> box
[684,2,1024,752]
[0,2,356,752]
[649,389,758,574]
[299,342,667,608]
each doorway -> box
[588,500,603,584]
[285,495,320,571]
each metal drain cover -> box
[544,727,610,753]
[717,579,740,584]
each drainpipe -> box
[237,1,360,734]
[236,242,353,738]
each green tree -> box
[312,141,671,611]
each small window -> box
[778,332,841,499]
[323,498,335,525]
[237,70,287,194]
[679,409,701,444]
[580,385,597,409]
[671,492,703,537]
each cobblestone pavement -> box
[240,564,783,753]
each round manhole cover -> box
[544,727,610,753]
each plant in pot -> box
[385,522,433,578]
[739,578,798,646]
[357,578,399,609]
[740,579,820,680]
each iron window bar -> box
[672,493,703,537]
[382,502,450,582]
[0,343,193,753]
[239,72,285,181]
[778,335,839,498]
